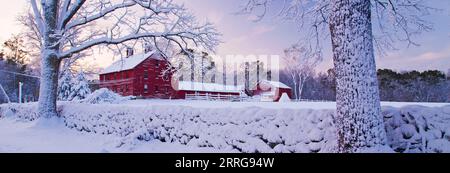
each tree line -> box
[280,68,450,103]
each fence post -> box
[19,82,23,104]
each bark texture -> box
[38,0,61,118]
[329,0,387,152]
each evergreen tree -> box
[57,71,73,101]
[69,71,91,101]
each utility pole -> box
[19,82,23,103]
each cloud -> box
[207,11,224,24]
[378,45,450,72]
[227,25,276,44]
[252,25,276,35]
[414,47,450,61]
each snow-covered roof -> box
[259,80,291,89]
[100,51,160,74]
[178,81,244,93]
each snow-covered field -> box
[122,99,450,110]
[0,100,449,153]
[0,117,224,153]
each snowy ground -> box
[0,117,226,153]
[0,100,449,153]
[122,100,450,110]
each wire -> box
[0,69,41,79]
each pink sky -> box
[1,0,449,73]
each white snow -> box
[0,117,225,153]
[100,51,158,75]
[259,80,291,89]
[278,93,292,102]
[427,139,450,153]
[0,101,449,153]
[121,99,450,110]
[81,88,131,104]
[69,71,92,101]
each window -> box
[155,86,159,92]
[144,70,149,79]
[162,73,169,81]
[144,84,148,93]
[155,61,160,68]
[165,87,169,93]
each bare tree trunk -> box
[38,53,61,118]
[292,79,298,100]
[329,0,387,153]
[298,79,305,100]
[38,0,61,118]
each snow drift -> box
[80,88,132,104]
[0,103,449,153]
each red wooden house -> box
[99,49,179,99]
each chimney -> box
[144,43,153,53]
[126,48,134,57]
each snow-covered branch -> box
[30,0,220,118]
[58,0,86,30]
[30,0,45,38]
[371,0,436,48]
[240,0,436,53]
[40,0,220,59]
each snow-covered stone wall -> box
[382,106,450,153]
[1,103,449,153]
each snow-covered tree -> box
[69,71,91,101]
[18,9,94,77]
[283,44,319,100]
[241,0,435,152]
[57,70,72,101]
[30,0,220,117]
[171,49,217,83]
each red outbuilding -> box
[253,80,293,102]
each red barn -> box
[99,50,179,99]
[253,80,293,102]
